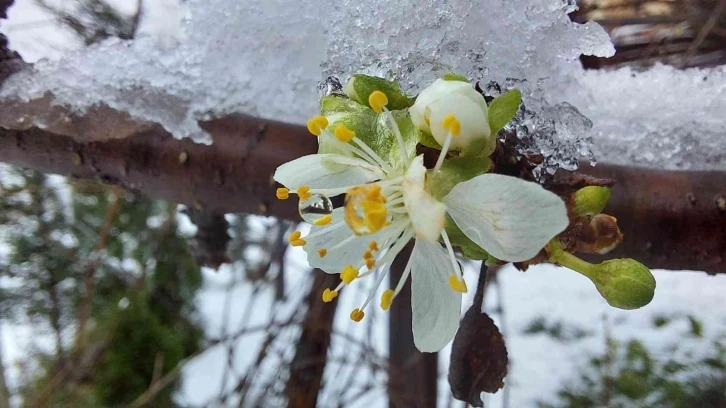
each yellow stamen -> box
[368,241,379,252]
[380,289,394,311]
[341,265,359,284]
[322,288,338,303]
[296,186,312,201]
[334,125,355,142]
[442,114,461,136]
[365,258,375,269]
[290,239,306,247]
[350,308,365,322]
[313,214,333,226]
[276,187,290,200]
[307,116,329,136]
[344,185,388,235]
[317,248,328,258]
[363,250,374,260]
[288,231,306,247]
[368,91,388,114]
[448,276,468,293]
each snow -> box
[2,0,724,170]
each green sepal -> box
[418,129,442,150]
[444,215,491,260]
[319,101,418,169]
[320,94,365,115]
[442,73,469,82]
[426,156,491,199]
[374,109,419,170]
[461,134,497,157]
[488,89,522,135]
[345,74,414,111]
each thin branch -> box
[76,185,122,340]
[681,0,726,68]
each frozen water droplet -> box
[317,76,344,98]
[299,193,333,224]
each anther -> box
[350,308,365,322]
[380,289,394,311]
[307,116,329,136]
[448,276,468,293]
[313,214,333,226]
[334,125,355,142]
[368,241,379,252]
[296,186,312,201]
[442,114,461,136]
[368,91,389,114]
[288,231,306,247]
[276,187,290,200]
[365,258,375,269]
[317,248,328,258]
[341,265,359,284]
[322,288,338,303]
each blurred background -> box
[0,0,725,407]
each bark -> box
[285,269,338,408]
[0,115,723,273]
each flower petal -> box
[274,154,384,191]
[443,174,569,262]
[410,79,473,134]
[410,238,462,352]
[303,208,397,274]
[403,156,446,241]
[428,93,490,150]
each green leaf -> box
[426,156,491,199]
[442,73,469,82]
[346,74,414,111]
[488,89,522,134]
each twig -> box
[681,0,726,68]
[76,185,122,339]
[150,352,164,388]
[473,262,489,311]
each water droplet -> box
[299,193,333,224]
[317,76,344,98]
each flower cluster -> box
[273,74,655,352]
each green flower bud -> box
[344,74,414,111]
[548,240,655,310]
[591,259,656,310]
[572,186,611,217]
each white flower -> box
[274,91,568,352]
[410,78,491,152]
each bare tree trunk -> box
[285,269,339,408]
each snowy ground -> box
[2,214,725,407]
[177,239,726,408]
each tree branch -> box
[0,101,722,273]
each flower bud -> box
[572,186,611,217]
[591,258,656,310]
[410,78,491,151]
